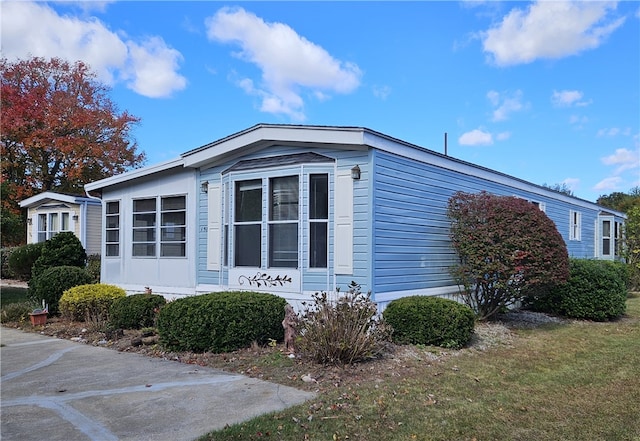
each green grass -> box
[0,285,29,306]
[201,297,640,441]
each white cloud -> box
[496,131,511,141]
[487,89,527,121]
[551,90,591,107]
[481,1,625,66]
[0,1,186,98]
[597,127,632,137]
[594,176,623,191]
[601,148,640,174]
[205,7,362,121]
[459,129,494,146]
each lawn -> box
[201,296,640,441]
[0,285,29,306]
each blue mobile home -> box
[85,124,625,308]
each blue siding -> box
[371,150,602,295]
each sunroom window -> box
[132,196,186,258]
[309,174,328,268]
[105,201,120,257]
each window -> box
[309,174,328,268]
[234,180,262,266]
[615,221,623,257]
[569,210,581,241]
[160,196,186,257]
[105,201,120,257]
[602,220,611,256]
[132,196,186,258]
[132,198,156,257]
[37,211,71,242]
[269,176,299,268]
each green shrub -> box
[59,284,125,325]
[28,265,94,315]
[32,232,87,279]
[0,301,35,323]
[296,282,391,365]
[157,291,286,353]
[86,254,101,283]
[383,296,476,349]
[109,293,166,329]
[8,243,44,281]
[1,247,18,279]
[529,259,627,321]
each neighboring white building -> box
[19,192,102,255]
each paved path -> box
[1,328,314,441]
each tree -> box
[447,191,570,320]
[542,182,574,197]
[596,187,640,213]
[1,56,145,214]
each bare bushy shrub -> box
[296,282,391,365]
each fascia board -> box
[84,157,184,192]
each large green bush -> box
[59,283,125,325]
[28,265,94,315]
[383,296,476,349]
[529,259,627,321]
[7,243,44,280]
[32,232,87,279]
[447,191,569,320]
[157,291,286,353]
[296,282,391,365]
[109,293,166,329]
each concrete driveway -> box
[1,328,314,441]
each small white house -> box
[19,192,102,255]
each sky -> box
[2,1,639,203]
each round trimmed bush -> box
[8,243,44,281]
[531,259,627,321]
[157,291,287,353]
[32,232,87,279]
[28,265,94,315]
[383,296,476,349]
[109,294,166,329]
[59,284,126,323]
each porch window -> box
[234,180,262,266]
[132,198,156,257]
[160,196,186,257]
[569,210,581,241]
[269,176,299,268]
[105,201,120,257]
[309,174,328,268]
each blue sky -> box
[2,1,639,203]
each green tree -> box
[542,182,574,196]
[447,191,570,320]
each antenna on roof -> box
[444,132,448,156]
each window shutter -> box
[334,170,353,274]
[207,183,222,270]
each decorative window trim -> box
[569,210,582,241]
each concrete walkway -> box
[1,328,314,441]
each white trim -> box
[85,158,184,191]
[20,191,100,208]
[207,183,222,270]
[374,284,462,303]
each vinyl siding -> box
[371,149,602,296]
[85,203,102,255]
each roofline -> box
[84,157,184,192]
[19,191,100,208]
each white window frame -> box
[36,211,72,242]
[105,200,120,257]
[569,210,582,241]
[132,195,187,258]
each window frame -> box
[569,210,582,241]
[36,210,72,243]
[131,195,187,258]
[105,200,120,257]
[309,173,329,269]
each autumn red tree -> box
[447,191,570,320]
[1,57,145,215]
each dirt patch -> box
[2,310,559,392]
